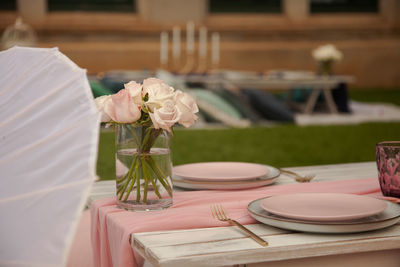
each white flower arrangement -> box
[95,78,199,131]
[312,44,343,62]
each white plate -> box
[173,162,271,182]
[172,166,280,190]
[248,197,400,234]
[260,193,387,222]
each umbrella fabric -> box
[0,47,99,266]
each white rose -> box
[94,95,112,122]
[312,44,342,62]
[149,99,181,132]
[174,90,199,127]
[124,81,143,105]
[142,78,175,112]
[105,89,141,123]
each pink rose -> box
[149,100,181,132]
[124,81,143,105]
[142,78,175,112]
[105,89,141,123]
[175,90,199,127]
[94,95,112,122]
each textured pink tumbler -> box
[376,141,400,198]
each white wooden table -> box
[184,72,355,115]
[89,162,400,267]
[223,75,355,115]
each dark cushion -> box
[214,88,262,123]
[332,83,351,113]
[241,89,294,122]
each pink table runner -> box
[91,178,392,267]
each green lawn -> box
[97,122,400,180]
[349,88,400,106]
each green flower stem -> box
[127,124,140,145]
[117,182,126,194]
[116,169,133,187]
[117,155,137,199]
[143,159,162,199]
[136,159,142,202]
[149,156,172,189]
[141,158,150,203]
[149,157,169,184]
[141,127,153,152]
[116,177,127,185]
[116,171,130,183]
[123,163,139,202]
[148,157,173,197]
[117,165,135,197]
[118,177,130,200]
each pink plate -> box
[260,193,388,222]
[173,162,270,182]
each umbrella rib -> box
[0,178,93,204]
[0,115,94,164]
[0,71,83,129]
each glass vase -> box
[115,123,173,211]
[317,60,333,76]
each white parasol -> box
[0,47,100,266]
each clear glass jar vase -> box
[115,123,173,211]
[317,60,333,76]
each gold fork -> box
[210,204,268,247]
[279,169,316,183]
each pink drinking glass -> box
[376,141,400,198]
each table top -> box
[88,162,400,266]
[181,72,355,90]
[124,161,400,267]
[223,75,356,90]
[88,161,378,206]
[133,223,400,267]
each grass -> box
[97,122,400,180]
[349,88,400,106]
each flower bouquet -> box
[95,78,199,210]
[312,44,343,75]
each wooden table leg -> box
[303,88,321,114]
[322,88,338,114]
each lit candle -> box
[160,31,168,66]
[211,32,220,66]
[199,26,207,58]
[172,26,181,60]
[186,21,194,54]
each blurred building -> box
[0,0,399,87]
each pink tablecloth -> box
[91,178,390,267]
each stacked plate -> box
[172,162,280,190]
[248,193,400,233]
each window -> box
[48,0,135,12]
[310,0,378,13]
[209,0,281,13]
[0,0,16,11]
